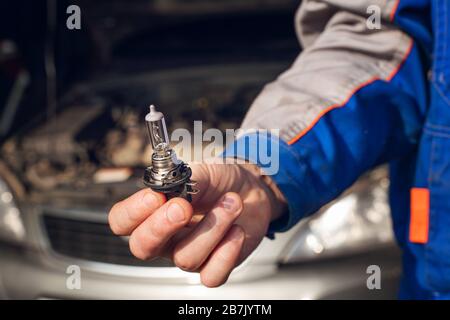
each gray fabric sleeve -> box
[241,0,411,143]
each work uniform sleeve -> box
[222,0,430,233]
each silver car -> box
[0,160,400,299]
[0,0,401,299]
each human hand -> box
[108,162,286,287]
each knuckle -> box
[124,201,139,222]
[149,220,168,239]
[203,213,221,230]
[128,235,148,260]
[129,231,157,260]
[215,249,235,265]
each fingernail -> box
[220,195,239,212]
[167,203,186,223]
[143,193,158,209]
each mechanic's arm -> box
[223,0,429,233]
[108,0,429,287]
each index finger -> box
[108,189,166,236]
[129,197,193,260]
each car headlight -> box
[0,178,25,244]
[280,168,393,263]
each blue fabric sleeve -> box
[222,43,428,236]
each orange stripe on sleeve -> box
[389,0,400,22]
[287,39,414,146]
[409,188,430,244]
[287,76,378,145]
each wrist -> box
[238,162,287,222]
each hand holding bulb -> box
[108,105,286,287]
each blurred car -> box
[0,0,401,299]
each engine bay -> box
[1,63,289,205]
[0,3,299,206]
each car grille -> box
[42,214,173,267]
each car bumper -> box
[0,243,401,300]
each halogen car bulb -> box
[143,105,198,201]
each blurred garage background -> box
[0,0,401,299]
